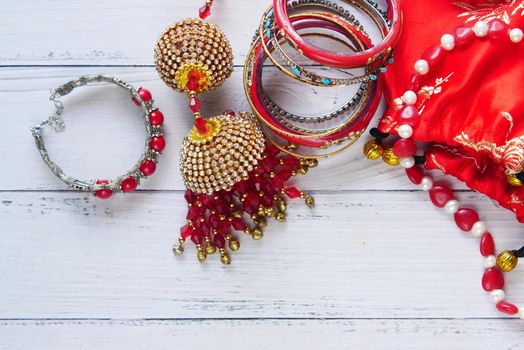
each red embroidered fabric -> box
[378,1,524,221]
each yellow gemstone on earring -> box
[363,139,384,160]
[382,147,400,166]
[497,250,518,272]
[507,174,523,187]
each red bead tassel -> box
[173,144,316,264]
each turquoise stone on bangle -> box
[291,66,301,76]
[321,78,331,85]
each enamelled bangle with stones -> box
[30,75,166,199]
[261,0,391,86]
[364,20,524,318]
[245,17,381,148]
[261,12,371,128]
[273,0,402,68]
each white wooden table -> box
[1,1,523,348]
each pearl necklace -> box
[366,19,524,318]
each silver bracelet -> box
[30,75,166,199]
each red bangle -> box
[272,0,403,68]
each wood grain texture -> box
[1,319,524,350]
[1,191,523,319]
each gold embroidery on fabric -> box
[454,0,523,24]
[453,112,524,174]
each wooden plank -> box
[1,319,524,350]
[0,0,384,66]
[2,66,467,191]
[1,191,522,319]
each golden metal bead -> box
[154,18,234,93]
[254,215,267,228]
[497,250,519,272]
[252,227,264,240]
[306,159,319,168]
[276,198,287,212]
[172,244,184,256]
[382,147,400,166]
[197,249,207,263]
[220,252,232,265]
[297,165,309,175]
[231,210,243,218]
[507,174,523,187]
[265,207,276,217]
[229,239,240,251]
[305,195,315,209]
[205,245,216,255]
[276,212,286,222]
[363,139,384,160]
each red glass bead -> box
[398,106,420,127]
[224,110,235,116]
[191,229,205,245]
[199,4,211,19]
[149,110,164,126]
[496,301,519,315]
[95,179,112,199]
[186,75,200,91]
[189,96,202,113]
[285,187,301,199]
[408,74,420,92]
[120,177,137,193]
[195,117,208,134]
[133,88,152,105]
[393,139,417,157]
[231,217,247,231]
[180,224,193,240]
[217,220,230,235]
[213,234,226,248]
[480,232,495,257]
[429,185,454,208]
[266,144,280,157]
[184,190,195,203]
[139,159,156,176]
[150,135,166,153]
[261,194,274,207]
[277,170,292,181]
[199,221,211,235]
[187,205,202,221]
[454,26,475,48]
[209,213,221,228]
[282,156,301,169]
[243,193,260,212]
[421,45,443,67]
[405,166,423,185]
[488,19,508,40]
[482,268,505,291]
[214,201,229,215]
[454,208,479,231]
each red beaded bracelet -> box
[272,0,403,68]
[30,75,165,199]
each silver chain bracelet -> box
[30,75,166,199]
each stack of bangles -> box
[243,0,402,158]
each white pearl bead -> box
[397,124,413,139]
[421,176,434,191]
[489,289,506,304]
[414,59,429,75]
[510,28,523,43]
[444,199,460,214]
[471,221,487,238]
[440,34,455,50]
[482,255,497,268]
[400,157,415,169]
[402,90,418,105]
[473,21,489,37]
